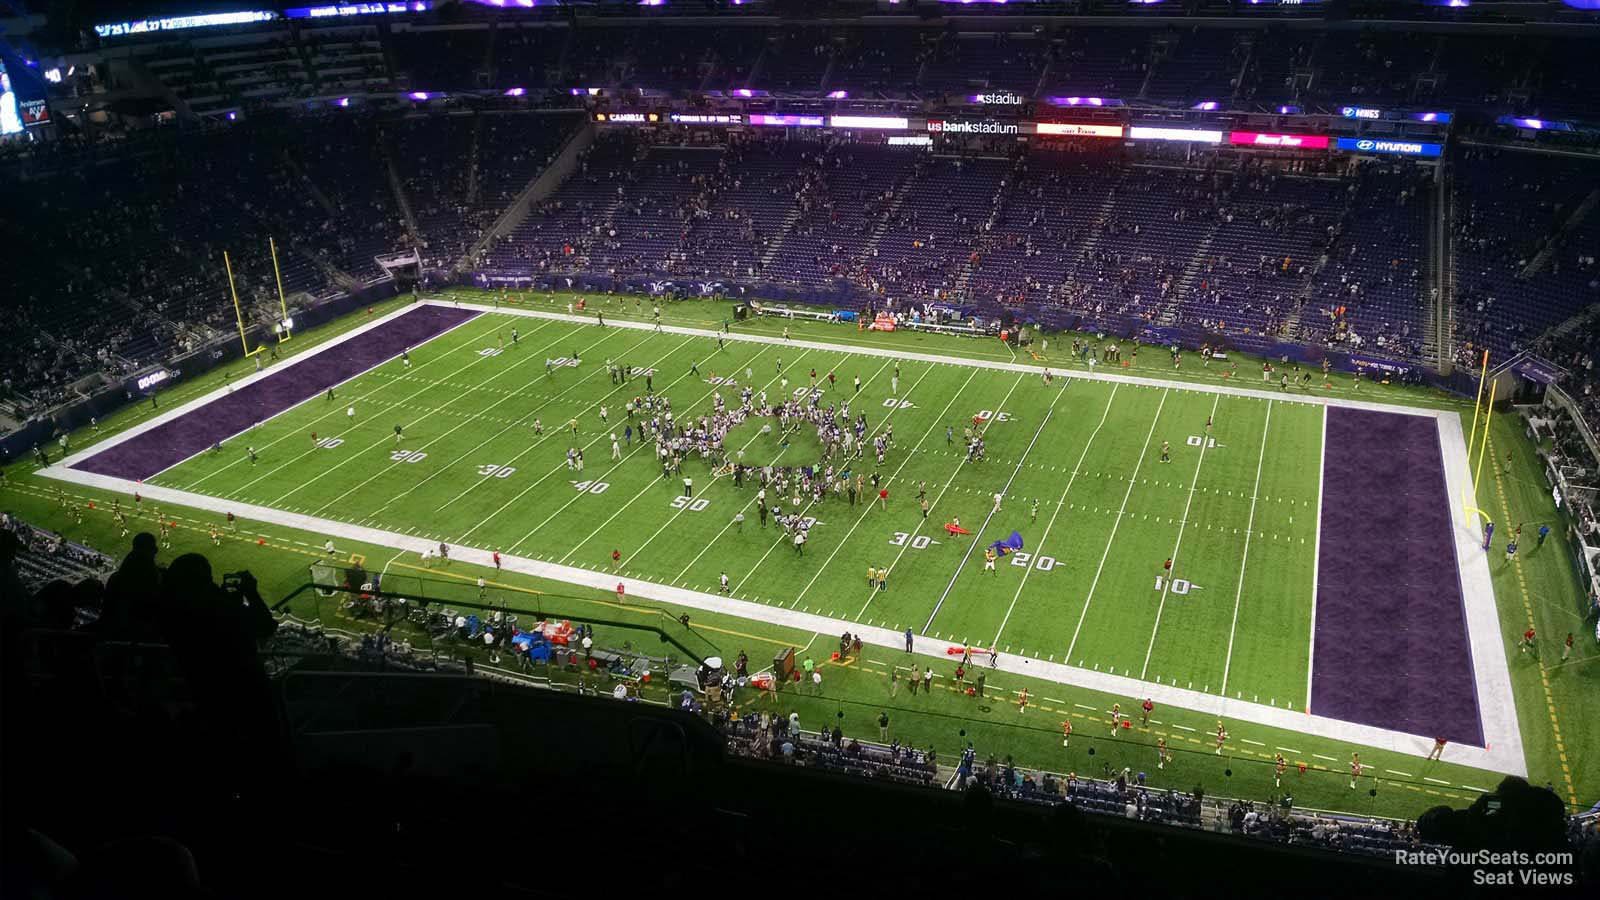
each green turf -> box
[5,287,1594,819]
[147,304,1328,713]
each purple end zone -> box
[71,305,481,482]
[1311,407,1483,746]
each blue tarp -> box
[989,531,1024,555]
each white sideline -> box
[37,297,1525,777]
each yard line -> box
[654,353,889,581]
[229,320,577,500]
[1423,777,1451,785]
[687,358,929,587]
[1305,405,1327,712]
[308,325,640,515]
[852,370,1019,620]
[444,339,736,545]
[358,330,677,518]
[1384,769,1413,777]
[923,382,1067,634]
[755,367,981,618]
[1220,399,1272,694]
[1064,389,1169,662]
[177,314,513,490]
[1275,746,1302,754]
[1313,753,1338,762]
[554,346,830,564]
[989,385,1118,648]
[1241,738,1265,746]
[1139,392,1222,680]
[271,323,603,509]
[723,356,903,593]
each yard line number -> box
[573,480,610,494]
[1007,551,1057,572]
[889,533,1056,571]
[975,410,1011,423]
[1153,576,1198,595]
[477,464,517,478]
[889,531,933,549]
[391,450,428,463]
[671,496,711,512]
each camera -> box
[222,570,256,596]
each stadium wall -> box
[463,268,1480,395]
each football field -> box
[48,299,1520,772]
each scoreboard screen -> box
[0,63,20,135]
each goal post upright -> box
[270,236,292,342]
[224,250,261,358]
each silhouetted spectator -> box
[95,533,163,640]
[159,555,280,783]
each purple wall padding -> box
[71,305,480,482]
[1310,407,1483,746]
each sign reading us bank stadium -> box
[926,119,1020,135]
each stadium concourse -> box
[3,0,1600,893]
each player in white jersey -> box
[611,435,621,460]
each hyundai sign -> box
[1228,131,1329,150]
[1335,137,1443,158]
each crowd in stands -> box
[489,130,1439,357]
[0,110,577,417]
[1453,146,1600,365]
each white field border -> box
[38,298,1524,777]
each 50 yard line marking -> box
[722,355,899,593]
[1139,392,1221,680]
[479,341,769,550]
[922,376,1063,634]
[702,358,929,591]
[1065,388,1169,663]
[1220,399,1272,694]
[989,384,1118,649]
[563,347,864,563]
